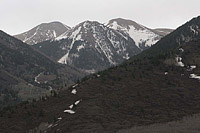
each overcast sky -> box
[1,0,200,35]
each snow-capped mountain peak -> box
[107,18,162,50]
[14,21,70,45]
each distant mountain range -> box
[14,18,172,73]
[34,20,141,73]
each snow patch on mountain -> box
[34,72,42,84]
[64,110,75,114]
[39,20,141,72]
[71,89,77,94]
[190,74,200,80]
[127,25,159,48]
[58,53,69,64]
[175,56,184,67]
[57,27,82,64]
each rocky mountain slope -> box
[1,16,200,133]
[34,21,141,73]
[0,30,85,108]
[14,22,70,45]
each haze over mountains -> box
[1,16,200,132]
[14,18,173,73]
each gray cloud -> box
[0,0,200,35]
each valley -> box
[0,4,200,131]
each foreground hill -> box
[0,16,200,132]
[14,22,70,45]
[0,30,84,108]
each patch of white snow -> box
[34,73,42,84]
[175,56,184,67]
[190,74,200,80]
[71,89,77,94]
[64,110,75,114]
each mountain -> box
[107,18,168,50]
[14,22,70,45]
[1,16,200,133]
[34,20,141,73]
[0,30,85,108]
